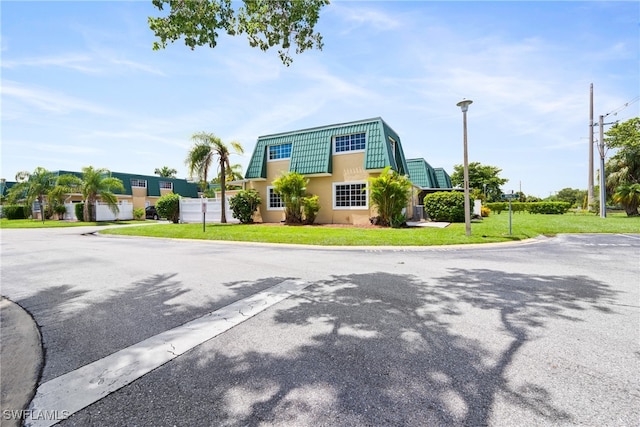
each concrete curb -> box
[0,297,44,427]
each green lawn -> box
[97,212,639,246]
[0,219,145,229]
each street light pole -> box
[457,99,473,236]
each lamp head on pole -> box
[456,99,473,113]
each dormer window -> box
[334,133,366,154]
[268,143,292,160]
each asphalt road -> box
[1,227,638,426]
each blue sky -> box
[2,1,638,198]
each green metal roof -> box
[245,117,409,179]
[52,170,199,198]
[406,158,440,189]
[434,168,453,188]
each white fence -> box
[64,201,133,221]
[179,197,238,224]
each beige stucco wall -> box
[249,152,385,225]
[131,187,147,209]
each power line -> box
[603,95,640,119]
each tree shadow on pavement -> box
[80,269,619,426]
[17,275,293,383]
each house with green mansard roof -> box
[50,170,199,209]
[244,117,424,225]
[434,167,453,189]
[406,158,455,205]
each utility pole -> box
[598,115,606,218]
[588,83,594,210]
[595,114,618,219]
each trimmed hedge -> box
[2,205,27,220]
[485,201,572,215]
[423,192,467,222]
[528,202,572,214]
[486,202,507,214]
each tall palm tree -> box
[211,163,244,187]
[186,132,243,223]
[11,167,56,223]
[59,167,125,221]
[154,166,178,178]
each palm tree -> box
[612,183,640,216]
[11,167,56,223]
[154,166,178,178]
[59,167,125,221]
[211,163,244,188]
[186,132,243,223]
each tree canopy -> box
[148,0,330,66]
[58,167,125,221]
[450,162,508,202]
[550,188,587,208]
[154,166,178,178]
[9,167,57,223]
[605,117,640,216]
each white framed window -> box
[131,179,147,188]
[267,186,284,210]
[334,132,366,154]
[268,143,292,161]
[159,181,173,190]
[333,182,367,209]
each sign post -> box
[501,191,519,235]
[201,197,207,232]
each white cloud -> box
[329,3,402,32]
[2,51,167,76]
[2,54,101,73]
[1,81,115,115]
[35,143,103,155]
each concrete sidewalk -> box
[1,298,43,427]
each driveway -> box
[1,228,638,426]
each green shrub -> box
[156,193,180,223]
[527,202,572,214]
[2,205,27,220]
[229,189,262,224]
[486,202,507,214]
[423,192,468,222]
[302,195,320,225]
[133,207,145,220]
[75,203,84,221]
[54,204,67,220]
[368,167,412,227]
[510,202,527,213]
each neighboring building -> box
[406,159,455,205]
[434,167,453,189]
[244,117,414,225]
[50,170,199,209]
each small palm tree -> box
[59,167,125,221]
[368,166,412,227]
[154,166,177,178]
[186,132,243,223]
[11,167,56,223]
[612,183,640,216]
[272,172,308,224]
